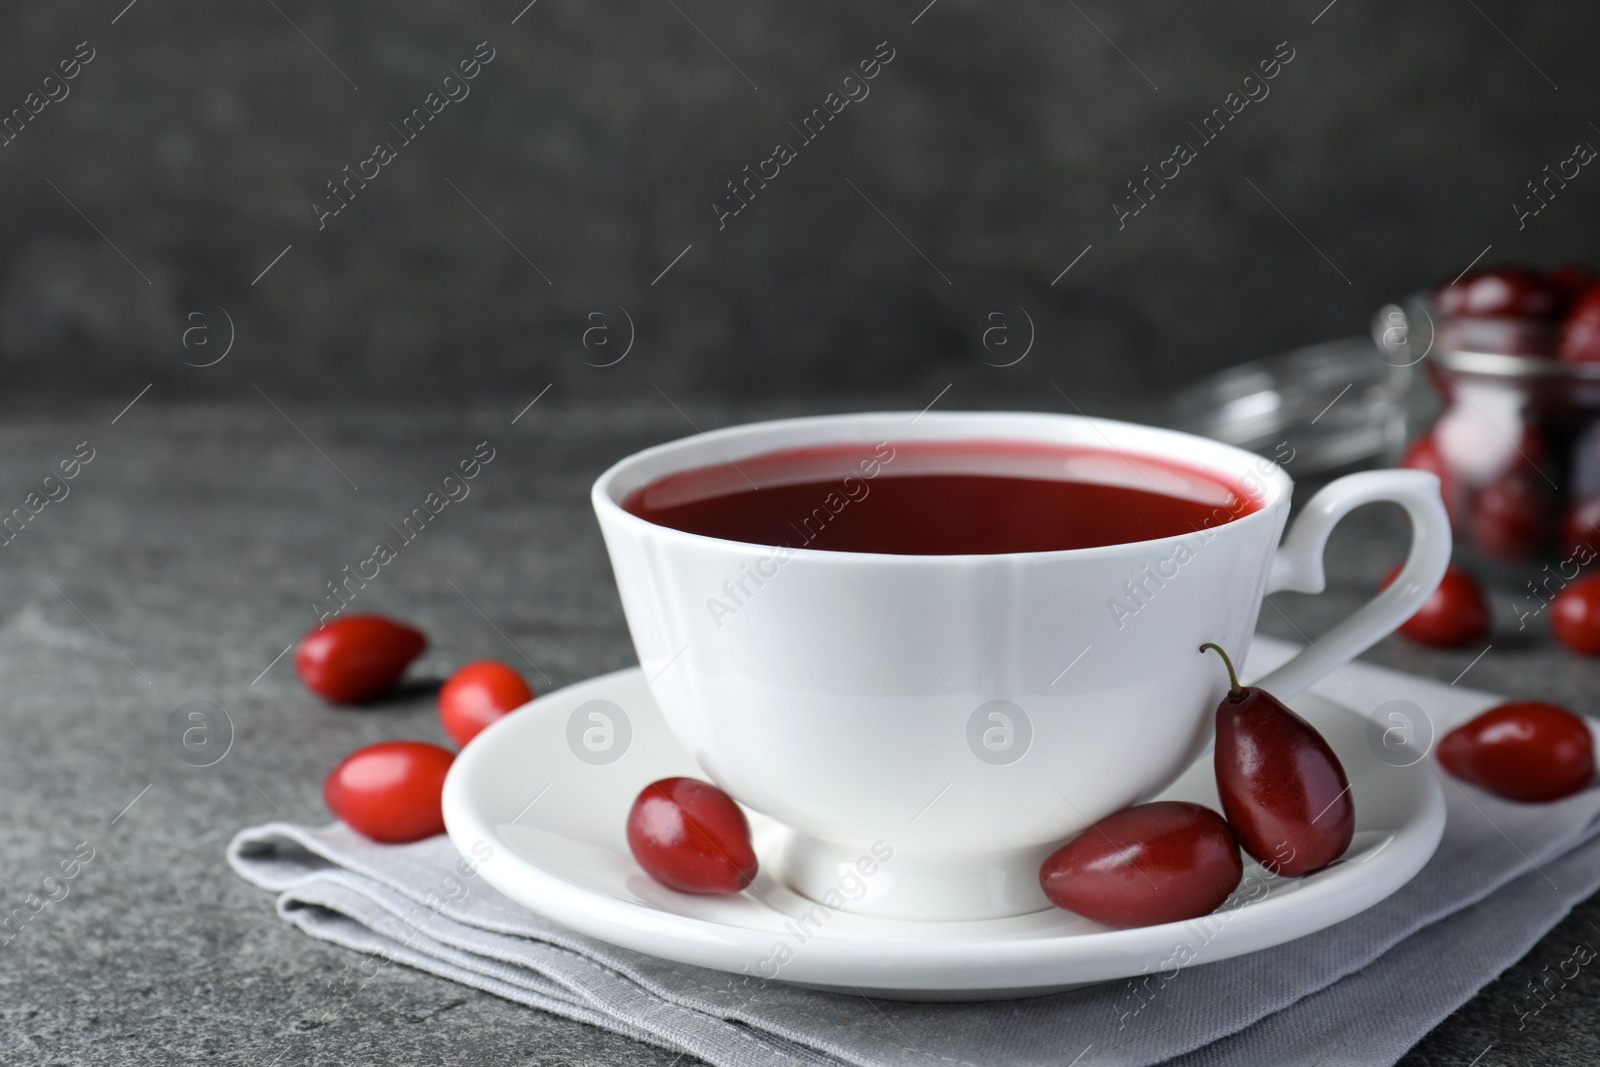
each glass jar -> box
[1376,293,1600,563]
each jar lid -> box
[1168,337,1414,475]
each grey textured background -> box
[0,1,1595,404]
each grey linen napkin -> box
[228,639,1600,1067]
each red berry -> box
[1205,643,1354,877]
[296,614,428,703]
[1471,475,1553,560]
[1401,433,1446,478]
[1550,262,1595,304]
[439,660,534,746]
[1438,702,1594,802]
[1435,265,1563,319]
[1039,802,1242,928]
[1381,563,1490,648]
[1400,433,1466,525]
[626,778,758,894]
[324,740,455,843]
[1563,498,1600,557]
[1558,282,1600,363]
[1553,574,1600,655]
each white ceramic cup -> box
[592,411,1450,921]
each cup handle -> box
[1250,469,1452,699]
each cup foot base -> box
[775,833,1056,922]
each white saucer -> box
[442,667,1445,999]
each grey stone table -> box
[1,396,1597,1066]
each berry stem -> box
[1199,642,1242,694]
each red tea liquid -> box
[622,439,1261,555]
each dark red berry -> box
[1400,433,1467,526]
[1562,498,1600,557]
[1204,644,1354,877]
[1038,801,1242,928]
[1435,265,1563,319]
[1559,282,1600,363]
[1550,262,1595,305]
[1471,475,1554,560]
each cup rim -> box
[591,410,1293,564]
